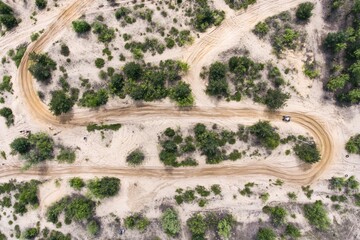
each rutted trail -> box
[11,0,335,184]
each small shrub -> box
[296,2,315,21]
[161,208,181,237]
[126,149,145,166]
[69,177,85,191]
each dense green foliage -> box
[79,89,109,108]
[124,213,150,232]
[95,58,105,68]
[72,20,91,33]
[28,52,57,83]
[345,134,360,154]
[322,0,360,105]
[126,149,145,166]
[0,1,18,30]
[88,177,120,199]
[169,81,194,106]
[46,195,95,224]
[206,62,229,97]
[193,4,225,32]
[23,227,39,239]
[0,107,14,126]
[49,90,74,115]
[161,208,181,237]
[187,214,207,239]
[256,227,276,240]
[303,200,330,230]
[296,2,315,21]
[10,132,54,164]
[253,21,269,38]
[293,142,321,164]
[249,121,280,150]
[35,0,47,10]
[86,123,122,132]
[264,88,290,110]
[285,224,301,239]
[69,177,85,191]
[224,0,256,10]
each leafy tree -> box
[49,90,74,115]
[206,62,229,97]
[0,14,17,30]
[294,142,321,164]
[23,227,38,239]
[345,134,360,154]
[169,81,194,106]
[95,58,105,68]
[72,20,91,33]
[256,227,276,240]
[303,200,330,230]
[109,73,125,96]
[264,88,290,110]
[79,89,108,108]
[10,132,54,164]
[10,137,30,154]
[0,107,14,126]
[194,7,225,32]
[126,149,145,166]
[326,74,349,92]
[28,52,57,83]
[249,121,280,150]
[69,177,85,191]
[35,0,47,10]
[187,214,207,239]
[296,2,315,21]
[123,62,143,80]
[161,208,181,237]
[87,177,120,199]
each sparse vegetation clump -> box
[0,107,14,127]
[87,177,120,199]
[86,123,122,132]
[124,213,150,232]
[224,0,257,10]
[126,149,145,166]
[262,205,288,226]
[256,227,276,240]
[57,147,76,163]
[69,177,85,191]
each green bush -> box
[35,0,47,10]
[187,214,207,239]
[263,205,287,226]
[124,214,150,232]
[249,121,280,150]
[194,7,225,32]
[253,21,269,38]
[224,0,256,10]
[161,208,181,237]
[10,132,54,164]
[79,89,109,108]
[60,44,70,57]
[294,142,321,164]
[69,177,85,191]
[303,200,330,230]
[95,58,105,68]
[49,90,74,115]
[0,2,18,30]
[0,75,12,93]
[169,81,194,106]
[23,227,38,239]
[48,230,71,240]
[92,22,115,43]
[206,62,229,97]
[126,149,145,166]
[256,227,276,240]
[87,220,100,236]
[72,20,91,33]
[11,44,27,67]
[217,215,235,239]
[0,107,14,127]
[211,184,222,195]
[285,224,301,239]
[296,2,315,21]
[264,88,290,110]
[28,52,57,83]
[0,1,13,14]
[345,134,360,154]
[88,177,120,199]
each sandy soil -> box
[0,0,360,239]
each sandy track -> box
[12,0,334,184]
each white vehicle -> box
[282,116,291,122]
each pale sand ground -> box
[0,0,360,239]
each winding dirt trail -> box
[10,0,335,184]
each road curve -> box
[13,0,334,184]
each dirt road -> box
[10,0,334,184]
